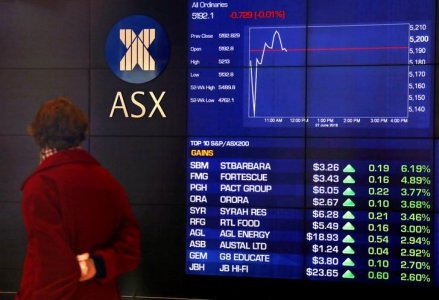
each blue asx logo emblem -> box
[105,15,170,84]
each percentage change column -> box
[399,164,434,284]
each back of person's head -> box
[28,97,88,150]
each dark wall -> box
[0,0,189,298]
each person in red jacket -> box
[16,97,141,299]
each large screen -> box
[186,0,438,286]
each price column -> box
[307,162,344,280]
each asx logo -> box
[119,29,156,71]
[105,15,170,118]
[105,15,170,84]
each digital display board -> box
[186,0,438,287]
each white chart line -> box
[250,30,288,117]
[248,23,411,119]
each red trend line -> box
[250,46,408,52]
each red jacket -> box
[16,149,141,300]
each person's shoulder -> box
[21,171,57,194]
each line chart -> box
[249,30,288,118]
[247,24,411,119]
